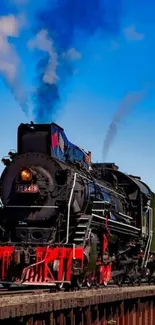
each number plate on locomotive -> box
[16,184,39,193]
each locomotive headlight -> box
[20,169,32,181]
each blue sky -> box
[0,0,155,191]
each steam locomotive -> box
[0,121,154,289]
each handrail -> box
[64,173,77,245]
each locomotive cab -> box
[17,122,91,170]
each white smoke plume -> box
[103,87,150,160]
[28,29,59,85]
[28,30,82,86]
[0,14,28,113]
[62,48,82,61]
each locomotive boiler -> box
[0,121,154,288]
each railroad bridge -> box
[0,286,155,324]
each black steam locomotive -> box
[0,121,154,288]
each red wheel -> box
[94,269,100,288]
[86,272,95,288]
[76,274,85,289]
[57,272,65,291]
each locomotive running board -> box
[17,281,71,286]
[0,281,71,287]
[5,205,59,208]
[92,213,140,232]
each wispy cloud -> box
[123,25,144,41]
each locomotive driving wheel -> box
[57,272,65,291]
[86,272,95,288]
[115,274,124,287]
[76,274,86,289]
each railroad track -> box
[0,280,154,298]
[0,288,52,297]
[0,285,155,322]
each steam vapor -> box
[31,0,122,122]
[103,88,149,160]
[0,13,28,114]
